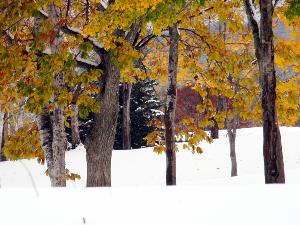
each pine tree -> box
[114,78,163,150]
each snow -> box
[150,108,164,116]
[0,127,299,225]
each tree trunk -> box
[37,104,67,187]
[84,17,141,187]
[210,118,219,139]
[165,23,179,186]
[0,112,6,161]
[122,83,132,150]
[47,3,67,187]
[226,108,238,177]
[1,113,9,161]
[50,103,67,187]
[37,107,54,182]
[244,0,285,183]
[259,0,285,183]
[211,95,224,139]
[71,104,81,148]
[229,133,237,177]
[84,52,120,187]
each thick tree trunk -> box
[259,0,285,183]
[85,52,120,187]
[165,23,179,186]
[122,83,132,150]
[84,18,141,187]
[71,104,81,148]
[244,0,285,183]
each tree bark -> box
[37,104,67,187]
[84,52,120,187]
[210,95,224,139]
[122,83,132,150]
[37,107,54,182]
[226,107,238,177]
[210,117,219,139]
[71,104,81,148]
[51,103,67,187]
[84,17,141,187]
[0,112,6,161]
[259,0,284,183]
[229,133,237,177]
[244,0,285,183]
[47,3,67,187]
[0,112,3,147]
[165,23,179,186]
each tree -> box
[164,23,179,185]
[84,52,121,186]
[1,0,100,186]
[244,0,285,183]
[83,0,159,186]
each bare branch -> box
[135,34,156,50]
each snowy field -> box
[0,127,300,225]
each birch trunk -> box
[165,23,179,186]
[37,104,67,187]
[39,3,67,187]
[122,83,132,150]
[51,103,67,186]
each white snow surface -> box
[0,127,300,225]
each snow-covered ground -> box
[0,127,300,225]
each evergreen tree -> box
[114,79,163,150]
